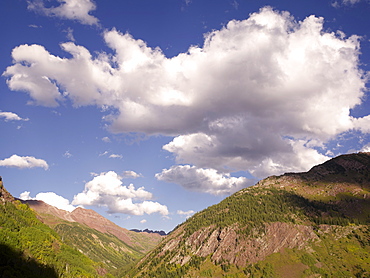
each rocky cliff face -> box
[0,177,15,204]
[170,222,318,267]
[128,153,370,277]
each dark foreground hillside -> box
[127,152,370,278]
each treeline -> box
[182,187,368,237]
[0,200,112,277]
[127,185,370,277]
[182,188,306,236]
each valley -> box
[1,152,370,277]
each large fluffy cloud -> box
[27,0,99,25]
[72,171,169,215]
[0,154,49,169]
[156,165,252,195]
[162,134,330,178]
[3,7,369,192]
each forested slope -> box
[127,153,370,278]
[0,179,111,277]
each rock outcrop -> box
[0,177,15,204]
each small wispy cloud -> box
[29,24,42,28]
[109,154,123,159]
[332,0,362,7]
[99,151,123,159]
[231,0,239,10]
[63,27,75,42]
[63,150,72,158]
[177,209,195,216]
[123,170,142,179]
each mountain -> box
[130,229,167,236]
[127,152,370,278]
[23,199,163,253]
[0,178,109,277]
[21,198,163,275]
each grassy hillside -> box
[0,197,111,277]
[54,222,143,276]
[0,178,164,277]
[127,153,370,278]
[22,199,164,276]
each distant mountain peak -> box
[130,229,167,236]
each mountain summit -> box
[127,152,370,277]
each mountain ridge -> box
[127,152,370,277]
[21,198,163,254]
[130,229,167,236]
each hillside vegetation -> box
[1,152,369,277]
[0,181,111,277]
[54,222,142,275]
[0,179,161,277]
[127,152,370,278]
[21,196,163,276]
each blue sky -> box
[1,0,369,232]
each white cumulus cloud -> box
[27,0,99,25]
[20,191,76,212]
[156,165,252,195]
[72,171,168,215]
[0,112,29,122]
[0,154,49,169]
[3,7,369,193]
